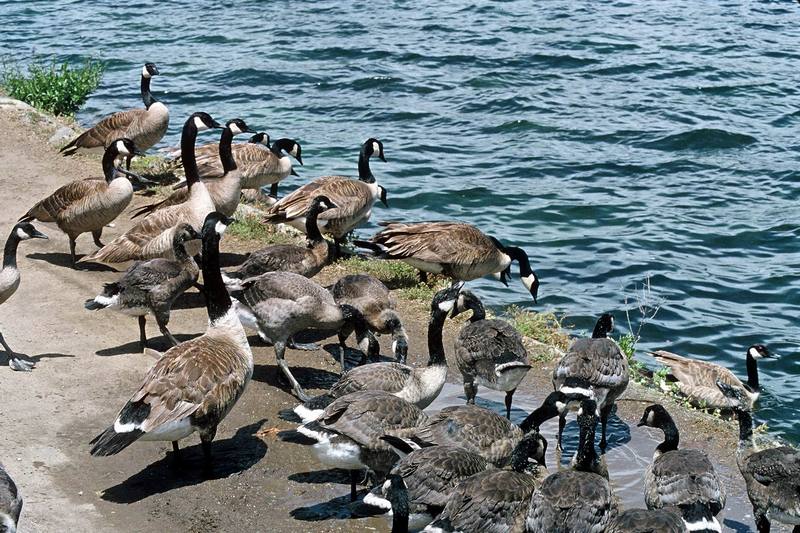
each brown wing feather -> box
[81,208,185,263]
[266,176,344,220]
[68,109,145,150]
[372,222,500,265]
[22,179,107,223]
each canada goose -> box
[195,137,303,198]
[292,283,461,423]
[451,289,530,419]
[717,381,800,533]
[637,404,726,532]
[552,313,629,450]
[394,404,528,467]
[230,271,374,401]
[90,212,252,474]
[130,118,255,218]
[0,222,48,371]
[221,196,337,289]
[526,398,617,533]
[354,221,539,302]
[168,130,270,159]
[296,390,428,501]
[84,223,200,350]
[364,443,489,530]
[61,63,168,163]
[330,273,409,363]
[20,138,141,266]
[383,474,411,533]
[0,463,22,533]
[422,431,548,533]
[651,344,776,411]
[80,112,223,264]
[264,138,387,256]
[608,508,687,533]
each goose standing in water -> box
[292,283,461,423]
[61,63,168,164]
[354,221,539,301]
[0,463,22,533]
[296,390,428,501]
[130,118,255,217]
[230,271,374,401]
[637,404,726,532]
[552,313,629,450]
[451,289,530,419]
[526,399,617,533]
[0,222,48,371]
[81,112,223,264]
[90,212,253,474]
[264,138,387,257]
[422,431,548,533]
[84,223,200,350]
[717,381,800,533]
[20,138,142,266]
[221,196,338,288]
[652,344,776,411]
[330,273,409,363]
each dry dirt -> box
[0,104,777,532]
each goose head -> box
[202,211,236,240]
[248,132,270,147]
[142,62,160,78]
[225,118,255,137]
[13,222,48,241]
[384,474,409,533]
[173,223,201,244]
[636,404,672,430]
[431,281,464,317]
[496,243,539,303]
[364,138,387,162]
[109,138,141,159]
[591,313,614,339]
[308,195,337,215]
[747,344,777,360]
[510,430,548,473]
[190,112,223,132]
[450,289,484,321]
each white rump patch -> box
[194,116,209,131]
[140,417,194,442]
[142,65,151,78]
[522,273,536,291]
[684,516,721,532]
[297,424,331,443]
[363,490,392,510]
[558,385,595,400]
[293,404,323,424]
[313,441,365,469]
[113,419,140,434]
[115,139,130,156]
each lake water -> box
[3,0,799,442]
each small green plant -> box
[337,257,421,289]
[130,155,177,183]
[397,279,450,302]
[228,212,296,245]
[1,57,105,116]
[506,306,571,352]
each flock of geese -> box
[0,63,798,533]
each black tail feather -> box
[304,393,334,411]
[84,298,105,310]
[379,435,416,455]
[89,426,144,456]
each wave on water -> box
[639,128,758,151]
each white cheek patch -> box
[438,299,455,312]
[16,227,29,240]
[372,141,380,156]
[359,336,371,354]
[290,145,299,157]
[523,274,536,291]
[194,116,208,131]
[392,340,398,354]
[215,221,229,235]
[142,65,151,78]
[229,123,242,135]
[116,140,130,155]
[647,410,655,426]
[555,401,566,412]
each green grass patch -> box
[505,306,571,353]
[130,155,178,184]
[397,279,451,302]
[227,212,298,245]
[1,57,104,116]
[337,257,421,289]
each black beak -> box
[134,150,146,157]
[211,120,224,129]
[379,186,388,207]
[764,350,780,359]
[636,419,646,427]
[537,456,547,468]
[116,167,155,184]
[296,155,304,166]
[379,153,387,163]
[224,216,237,225]
[31,229,48,240]
[151,66,160,76]
[290,168,299,177]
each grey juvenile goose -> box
[0,463,22,533]
[292,283,461,423]
[221,195,337,289]
[0,222,48,371]
[526,398,617,533]
[422,431,548,533]
[552,313,629,450]
[451,289,530,419]
[717,381,800,533]
[61,63,168,164]
[638,404,726,533]
[331,273,409,363]
[81,112,222,264]
[231,271,374,401]
[608,508,687,533]
[297,390,428,502]
[264,138,387,256]
[652,344,776,411]
[90,212,253,474]
[84,223,200,350]
[355,221,540,301]
[21,138,141,266]
[130,118,255,217]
